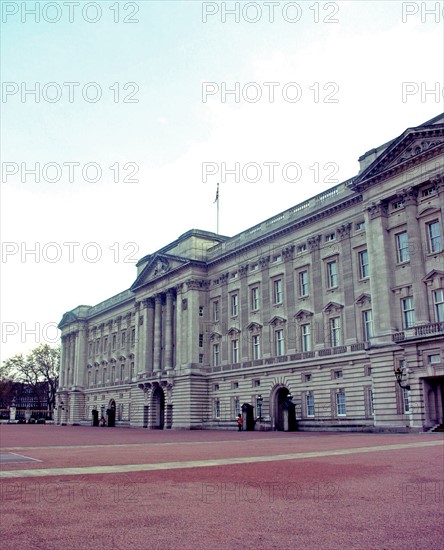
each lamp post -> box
[287,393,293,402]
[257,394,263,421]
[394,363,410,390]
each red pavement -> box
[1,425,443,550]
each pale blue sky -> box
[1,0,443,361]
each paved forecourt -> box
[1,425,443,550]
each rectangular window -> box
[356,221,365,231]
[215,399,220,418]
[304,373,312,382]
[89,342,93,357]
[358,250,369,279]
[299,270,309,297]
[199,306,204,317]
[130,362,134,379]
[120,364,125,381]
[368,388,374,416]
[274,279,283,304]
[301,324,311,352]
[251,286,260,311]
[213,301,219,322]
[131,328,136,347]
[327,260,338,288]
[199,334,204,347]
[363,309,374,340]
[330,317,341,347]
[396,232,410,263]
[428,221,442,253]
[325,232,336,242]
[213,344,220,367]
[306,393,315,417]
[428,354,441,365]
[121,331,126,348]
[199,354,204,364]
[234,398,240,417]
[231,339,239,363]
[232,381,239,389]
[275,329,285,356]
[112,334,116,351]
[402,387,410,414]
[252,334,261,360]
[433,290,444,322]
[102,368,106,385]
[104,337,108,353]
[298,243,307,253]
[231,294,239,317]
[334,370,343,379]
[402,297,415,329]
[111,365,115,384]
[336,391,346,416]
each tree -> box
[2,344,60,411]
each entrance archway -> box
[152,387,165,429]
[107,400,116,427]
[273,386,297,431]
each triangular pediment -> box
[353,122,444,190]
[294,309,313,321]
[323,301,344,314]
[423,270,444,283]
[269,316,287,327]
[355,293,371,306]
[131,253,191,291]
[246,322,263,332]
[228,327,241,336]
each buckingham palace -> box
[57,113,444,432]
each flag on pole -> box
[214,182,219,203]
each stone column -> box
[365,201,394,342]
[134,302,141,372]
[153,294,162,372]
[308,235,323,348]
[70,333,76,386]
[175,285,183,369]
[144,298,155,373]
[60,336,66,388]
[402,188,428,324]
[74,325,87,387]
[164,290,174,370]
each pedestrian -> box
[237,414,243,431]
[100,415,106,427]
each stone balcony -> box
[392,322,444,342]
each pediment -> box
[323,301,343,314]
[423,270,444,284]
[269,316,287,327]
[131,253,190,291]
[353,123,444,190]
[58,311,77,329]
[228,327,241,336]
[355,293,371,307]
[246,322,263,332]
[210,332,222,341]
[294,309,313,321]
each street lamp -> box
[287,393,293,402]
[394,363,410,390]
[257,394,263,421]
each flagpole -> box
[214,183,220,234]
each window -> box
[334,370,343,379]
[102,368,107,385]
[358,250,369,279]
[120,364,125,381]
[392,199,404,210]
[199,334,204,347]
[325,232,336,242]
[111,365,115,384]
[121,331,126,348]
[213,301,219,322]
[363,309,374,340]
[356,221,365,231]
[213,344,220,367]
[234,398,240,417]
[428,354,441,365]
[214,383,219,391]
[94,370,98,385]
[252,334,261,360]
[298,243,307,253]
[232,381,239,389]
[251,287,260,311]
[304,373,312,382]
[368,388,374,416]
[275,329,285,356]
[231,339,239,363]
[428,221,442,253]
[433,290,444,322]
[104,337,108,353]
[199,354,204,364]
[272,254,282,263]
[89,342,93,357]
[131,328,135,347]
[402,297,415,329]
[330,317,341,347]
[422,187,434,197]
[301,324,311,352]
[396,232,410,263]
[231,294,239,317]
[273,279,283,304]
[87,370,91,387]
[299,270,309,297]
[306,393,315,417]
[336,391,346,416]
[130,362,134,379]
[253,379,261,387]
[215,399,220,418]
[402,387,411,414]
[327,261,338,288]
[199,306,204,317]
[112,334,116,351]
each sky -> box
[1,0,443,363]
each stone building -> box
[57,114,444,432]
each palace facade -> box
[57,114,444,432]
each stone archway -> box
[271,385,297,431]
[107,399,116,427]
[152,386,165,429]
